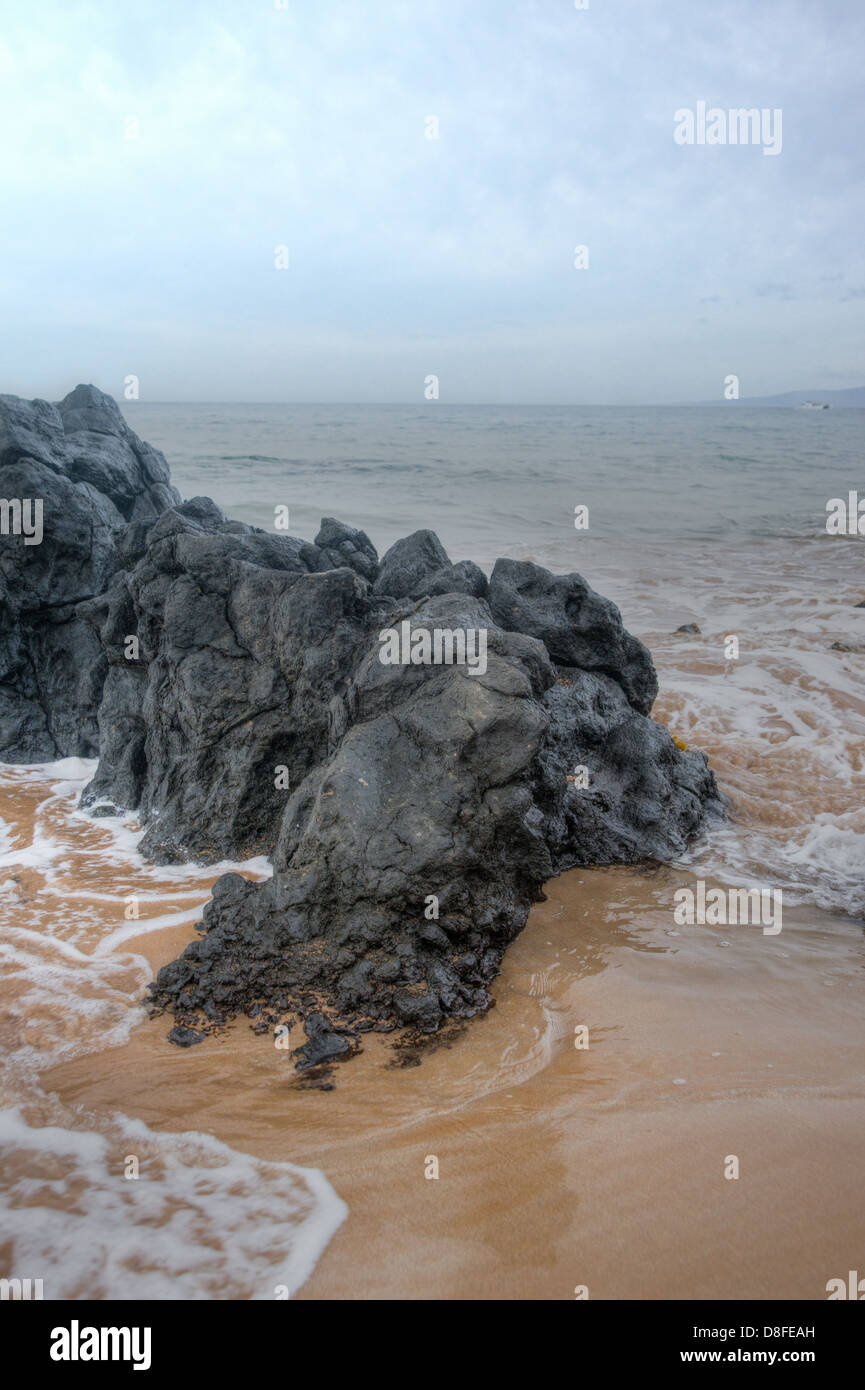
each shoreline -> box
[37,862,865,1300]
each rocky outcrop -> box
[1,385,723,1069]
[145,584,720,1049]
[373,529,488,601]
[488,559,657,714]
[0,386,180,760]
[78,500,388,862]
[314,517,379,581]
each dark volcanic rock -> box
[373,530,487,601]
[79,504,384,862]
[149,589,720,1044]
[372,529,448,598]
[2,386,723,1067]
[314,517,379,582]
[425,559,489,600]
[538,671,716,867]
[0,386,180,760]
[293,1012,359,1069]
[152,592,556,1031]
[488,558,658,714]
[168,1025,207,1047]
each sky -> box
[0,0,863,404]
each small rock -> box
[168,1025,207,1047]
[293,1012,358,1070]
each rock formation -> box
[0,386,723,1070]
[147,569,718,1051]
[0,386,179,760]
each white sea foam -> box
[0,760,342,1299]
[615,536,865,921]
[0,1106,347,1301]
[93,905,213,956]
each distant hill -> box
[696,385,865,408]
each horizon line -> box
[118,396,865,408]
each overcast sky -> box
[1,0,862,403]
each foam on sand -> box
[0,1105,347,1301]
[0,759,344,1299]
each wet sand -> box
[40,862,865,1300]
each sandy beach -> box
[14,827,865,1300]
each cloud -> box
[0,0,862,401]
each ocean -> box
[121,401,864,556]
[2,403,864,1299]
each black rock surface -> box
[488,558,658,714]
[0,386,180,759]
[373,529,489,601]
[78,499,385,862]
[1,386,723,1063]
[145,581,721,1044]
